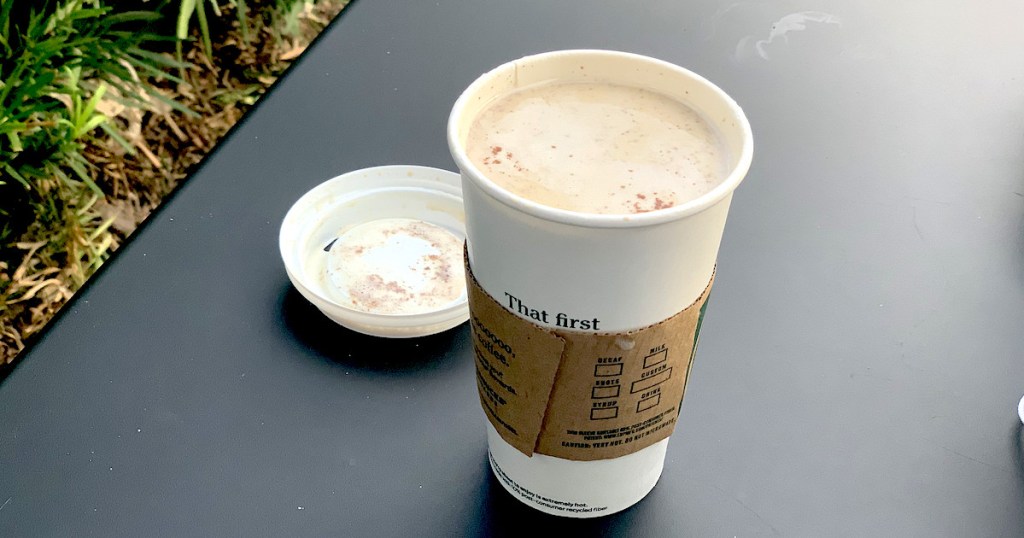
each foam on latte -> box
[466,82,727,215]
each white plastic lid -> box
[279,165,468,337]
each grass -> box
[0,0,347,366]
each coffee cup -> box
[448,49,752,517]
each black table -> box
[3,1,1024,535]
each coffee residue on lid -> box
[321,218,465,315]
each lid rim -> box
[279,165,470,338]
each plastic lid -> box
[279,165,468,337]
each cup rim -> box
[447,49,753,228]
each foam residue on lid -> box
[320,218,465,315]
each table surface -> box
[3,0,1024,536]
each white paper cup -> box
[448,50,752,517]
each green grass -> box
[0,1,180,238]
[0,0,345,361]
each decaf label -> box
[466,257,713,461]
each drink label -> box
[466,253,713,461]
